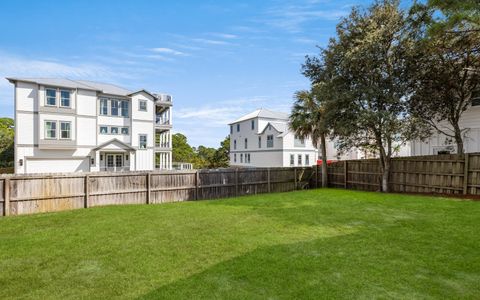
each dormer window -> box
[139,100,147,111]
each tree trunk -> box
[320,133,328,188]
[453,123,464,155]
[381,157,390,193]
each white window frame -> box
[111,100,119,116]
[298,154,302,166]
[139,100,147,112]
[121,127,129,135]
[121,100,129,117]
[290,154,294,166]
[45,88,57,106]
[267,135,274,148]
[44,120,57,139]
[305,154,310,166]
[110,127,119,135]
[139,134,147,149]
[60,90,71,108]
[99,126,108,134]
[100,98,108,115]
[59,121,71,140]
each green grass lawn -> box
[0,189,479,299]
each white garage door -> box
[26,158,90,174]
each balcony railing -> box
[101,166,130,172]
[155,142,171,149]
[155,116,171,126]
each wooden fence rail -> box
[3,153,480,218]
[1,167,314,217]
[324,153,480,195]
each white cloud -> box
[150,47,187,56]
[209,33,238,39]
[192,38,231,45]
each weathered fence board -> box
[322,153,480,195]
[0,167,307,217]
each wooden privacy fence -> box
[326,153,480,195]
[0,167,315,217]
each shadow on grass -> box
[139,224,479,300]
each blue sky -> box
[0,0,380,147]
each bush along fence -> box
[325,153,480,195]
[0,167,315,217]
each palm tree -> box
[289,88,330,187]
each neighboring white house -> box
[410,94,480,155]
[228,108,356,168]
[7,78,173,174]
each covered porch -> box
[92,139,136,172]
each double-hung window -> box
[46,89,56,106]
[121,127,129,135]
[100,99,108,115]
[60,121,71,139]
[60,90,70,107]
[298,154,302,166]
[139,100,147,111]
[267,135,274,148]
[111,100,119,116]
[305,155,310,165]
[121,101,129,117]
[258,136,261,148]
[240,153,243,163]
[251,120,255,130]
[111,127,119,134]
[237,124,240,132]
[45,121,57,139]
[234,139,237,150]
[234,153,237,163]
[290,154,294,166]
[244,138,248,149]
[139,134,147,149]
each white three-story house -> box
[7,78,172,174]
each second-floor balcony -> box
[155,142,171,150]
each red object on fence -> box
[317,159,336,166]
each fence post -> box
[146,172,151,204]
[463,153,470,195]
[235,168,239,196]
[267,168,271,193]
[344,161,348,189]
[195,171,199,200]
[84,175,89,209]
[4,178,10,216]
[294,168,297,190]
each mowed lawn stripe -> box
[0,189,478,299]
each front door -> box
[106,154,124,171]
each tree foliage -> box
[172,133,229,169]
[0,118,14,167]
[408,1,480,154]
[303,0,421,192]
[289,86,331,187]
